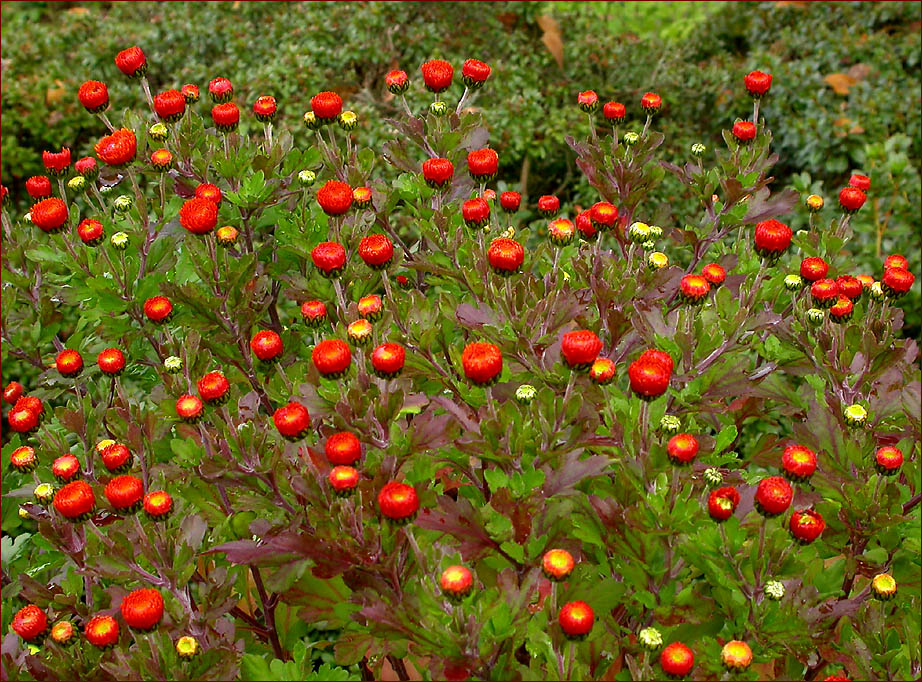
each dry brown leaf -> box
[45,84,67,106]
[824,72,856,95]
[66,6,88,15]
[776,1,807,7]
[849,125,865,135]
[537,15,564,69]
[833,117,853,127]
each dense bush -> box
[3,1,920,338]
[1,9,921,682]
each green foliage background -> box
[2,1,920,339]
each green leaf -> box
[713,425,738,454]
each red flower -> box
[143,296,173,323]
[838,187,866,213]
[325,432,362,465]
[311,91,343,120]
[462,197,491,229]
[576,210,597,242]
[12,605,48,642]
[589,201,618,230]
[150,149,173,171]
[800,257,829,282]
[487,238,524,275]
[467,148,499,181]
[628,351,672,400]
[744,70,772,97]
[883,254,908,270]
[537,195,560,217]
[105,474,144,511]
[56,349,83,378]
[559,601,594,638]
[754,476,793,516]
[216,225,236,244]
[461,59,491,87]
[781,444,817,481]
[440,565,474,597]
[75,156,99,179]
[377,481,419,520]
[461,342,502,385]
[371,343,405,378]
[197,371,229,404]
[115,46,146,78]
[153,89,186,122]
[499,191,521,213]
[313,339,352,378]
[358,234,394,269]
[253,95,277,122]
[661,642,694,677]
[54,480,95,519]
[548,218,575,246]
[211,102,240,131]
[542,549,576,581]
[208,77,234,103]
[30,197,68,233]
[641,92,662,112]
[95,128,137,167]
[589,357,615,385]
[359,295,382,322]
[179,197,218,235]
[789,509,825,544]
[881,267,914,297]
[732,121,756,142]
[603,101,626,120]
[16,395,44,418]
[875,446,903,474]
[702,263,726,286]
[78,80,109,113]
[561,330,603,369]
[849,174,871,191]
[708,486,741,521]
[175,395,204,423]
[831,297,854,325]
[667,433,699,464]
[679,274,710,304]
[10,446,36,473]
[85,615,119,648]
[143,490,172,518]
[121,588,164,630]
[52,453,81,482]
[753,219,792,258]
[577,90,599,113]
[317,180,353,216]
[300,300,327,326]
[195,183,222,205]
[42,147,71,175]
[250,330,283,362]
[3,381,23,405]
[181,83,200,103]
[422,158,454,188]
[101,443,132,473]
[312,241,347,277]
[7,406,39,434]
[420,59,454,93]
[25,176,52,199]
[810,279,840,307]
[329,466,359,494]
[385,70,409,95]
[835,275,863,300]
[273,401,311,440]
[97,348,126,376]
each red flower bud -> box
[311,91,343,121]
[250,330,283,362]
[78,80,109,113]
[461,342,502,386]
[75,156,99,179]
[577,90,599,114]
[789,509,825,544]
[3,381,24,405]
[420,59,454,93]
[385,70,409,95]
[97,348,126,376]
[325,432,362,465]
[467,148,499,181]
[114,46,146,78]
[753,219,792,258]
[679,274,711,304]
[754,476,793,516]
[561,330,603,369]
[537,194,559,217]
[143,296,173,323]
[25,176,52,199]
[312,241,347,277]
[487,238,524,275]
[462,197,491,229]
[875,446,903,474]
[317,180,353,216]
[85,615,119,648]
[153,89,186,122]
[175,395,204,423]
[641,92,662,112]
[371,342,405,378]
[559,601,594,638]
[181,84,200,103]
[273,401,311,440]
[211,102,240,132]
[810,279,840,307]
[849,174,870,191]
[667,433,699,464]
[12,605,48,642]
[800,257,829,282]
[358,234,394,269]
[195,183,222,206]
[744,70,772,97]
[881,267,914,297]
[197,371,229,404]
[422,157,454,189]
[253,95,277,122]
[883,254,908,270]
[462,59,491,88]
[312,339,351,378]
[179,198,218,235]
[628,351,672,400]
[838,186,866,213]
[101,443,132,472]
[30,197,68,233]
[603,101,626,120]
[702,263,726,286]
[499,191,521,213]
[105,474,144,512]
[120,588,164,631]
[54,480,95,520]
[708,486,740,521]
[781,444,817,481]
[56,349,84,378]
[661,642,694,677]
[830,298,854,325]
[208,77,234,103]
[300,300,327,327]
[329,466,359,494]
[53,453,81,482]
[95,128,137,167]
[589,357,616,385]
[377,481,419,520]
[732,120,756,142]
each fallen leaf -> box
[824,73,857,95]
[847,63,871,82]
[67,6,89,15]
[537,15,563,69]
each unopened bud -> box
[67,176,87,193]
[111,232,129,250]
[515,384,537,404]
[298,170,316,187]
